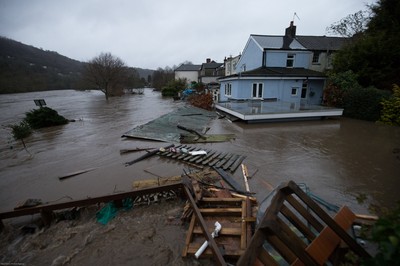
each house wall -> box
[219,78,325,105]
[235,39,263,72]
[175,71,198,84]
[308,52,333,72]
[266,50,312,68]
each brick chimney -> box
[285,21,296,38]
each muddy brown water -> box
[1,89,400,265]
[1,89,399,214]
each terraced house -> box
[218,21,348,106]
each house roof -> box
[250,34,348,51]
[251,35,307,50]
[296,36,349,51]
[175,64,201,71]
[220,66,326,79]
[201,62,223,69]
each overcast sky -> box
[0,0,376,70]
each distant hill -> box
[0,37,154,94]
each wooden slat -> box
[286,195,324,232]
[229,155,246,172]
[183,186,226,266]
[215,153,233,168]
[257,247,280,266]
[241,199,247,249]
[280,204,316,242]
[292,206,357,266]
[285,181,371,259]
[195,150,214,164]
[222,154,240,170]
[193,226,242,236]
[202,151,221,165]
[182,214,197,257]
[199,208,242,215]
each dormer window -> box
[312,52,321,64]
[286,54,295,67]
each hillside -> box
[0,37,154,94]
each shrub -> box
[24,107,68,129]
[188,93,214,110]
[161,78,187,97]
[363,204,400,266]
[342,87,390,121]
[9,121,32,150]
[379,84,400,126]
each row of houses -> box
[174,21,348,106]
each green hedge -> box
[379,85,400,126]
[342,87,390,121]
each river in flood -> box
[1,89,399,216]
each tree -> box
[326,10,370,37]
[330,0,400,90]
[9,121,32,153]
[84,52,127,99]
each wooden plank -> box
[246,197,253,247]
[199,208,242,215]
[292,206,357,266]
[237,192,287,266]
[258,248,280,266]
[0,182,183,220]
[280,204,316,242]
[188,149,209,163]
[195,150,216,164]
[286,195,324,232]
[200,198,243,204]
[182,186,227,266]
[202,151,222,165]
[215,153,234,168]
[241,200,247,249]
[209,152,229,167]
[182,214,197,257]
[229,155,247,172]
[222,154,240,171]
[265,229,298,264]
[186,244,244,257]
[193,227,242,236]
[213,167,244,192]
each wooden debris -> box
[58,167,96,180]
[155,145,246,173]
[125,144,174,166]
[119,147,154,154]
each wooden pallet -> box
[156,145,246,172]
[182,196,257,261]
[237,181,371,266]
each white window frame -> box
[312,52,321,64]
[291,87,298,96]
[252,83,263,99]
[286,54,295,67]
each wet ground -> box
[1,89,400,264]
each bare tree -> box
[85,52,127,99]
[326,10,370,37]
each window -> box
[312,52,320,64]
[252,83,263,98]
[301,81,308,99]
[291,87,298,96]
[286,54,295,67]
[224,83,232,96]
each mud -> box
[1,89,400,265]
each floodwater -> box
[1,88,400,216]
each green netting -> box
[122,106,217,143]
